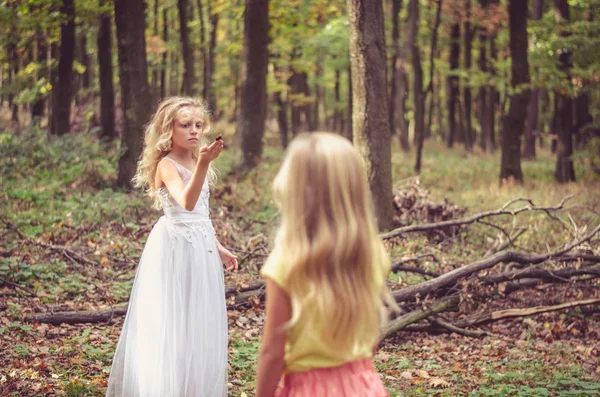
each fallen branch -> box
[392,224,600,303]
[455,298,600,328]
[381,196,573,240]
[380,296,459,341]
[391,254,440,277]
[430,317,490,338]
[26,286,267,325]
[27,303,129,325]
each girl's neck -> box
[168,145,193,161]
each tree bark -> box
[197,0,207,96]
[114,0,152,187]
[425,0,442,140]
[389,0,410,151]
[462,0,474,150]
[554,0,575,182]
[205,0,219,114]
[237,0,270,170]
[523,0,543,160]
[97,0,116,141]
[500,0,530,183]
[345,63,353,141]
[79,33,91,89]
[447,21,460,147]
[52,0,75,135]
[347,0,393,230]
[410,0,425,173]
[178,0,195,95]
[31,34,47,124]
[161,8,168,99]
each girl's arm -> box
[157,141,222,211]
[256,279,291,397]
[216,239,238,271]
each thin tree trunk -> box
[197,0,207,96]
[447,21,460,147]
[114,0,152,187]
[463,0,473,150]
[409,0,425,172]
[53,0,75,135]
[345,63,353,141]
[500,0,530,183]
[152,0,160,101]
[97,0,116,141]
[523,0,543,160]
[237,0,270,170]
[79,33,91,89]
[314,52,322,130]
[347,0,393,230]
[206,0,219,114]
[161,8,168,99]
[389,0,409,151]
[31,34,47,124]
[334,68,341,134]
[424,0,442,140]
[477,13,487,150]
[178,0,195,95]
[554,0,575,182]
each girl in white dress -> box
[106,96,237,397]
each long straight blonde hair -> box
[132,96,216,207]
[265,132,394,350]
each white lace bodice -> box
[157,157,211,220]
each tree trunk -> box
[79,33,91,89]
[425,0,442,140]
[178,0,195,95]
[161,8,168,99]
[152,0,160,101]
[479,0,497,153]
[345,63,353,142]
[237,0,270,170]
[276,90,288,149]
[347,0,393,230]
[523,0,543,160]
[52,0,76,135]
[554,0,575,182]
[410,0,425,173]
[447,22,460,147]
[205,0,219,114]
[487,33,498,151]
[334,68,342,134]
[389,0,409,151]
[314,53,322,130]
[462,0,473,150]
[97,0,116,141]
[197,0,207,96]
[114,0,152,187]
[500,0,530,183]
[572,10,593,150]
[31,35,47,124]
[477,5,487,151]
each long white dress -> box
[106,156,228,397]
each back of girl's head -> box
[266,132,392,351]
[132,96,212,206]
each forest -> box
[1,0,600,395]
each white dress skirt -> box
[106,157,227,397]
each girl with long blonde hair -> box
[256,133,394,396]
[107,96,237,397]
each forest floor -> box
[1,124,599,396]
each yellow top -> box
[261,261,383,374]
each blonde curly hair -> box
[132,96,216,208]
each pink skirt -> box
[275,359,389,397]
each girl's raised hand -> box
[199,139,224,165]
